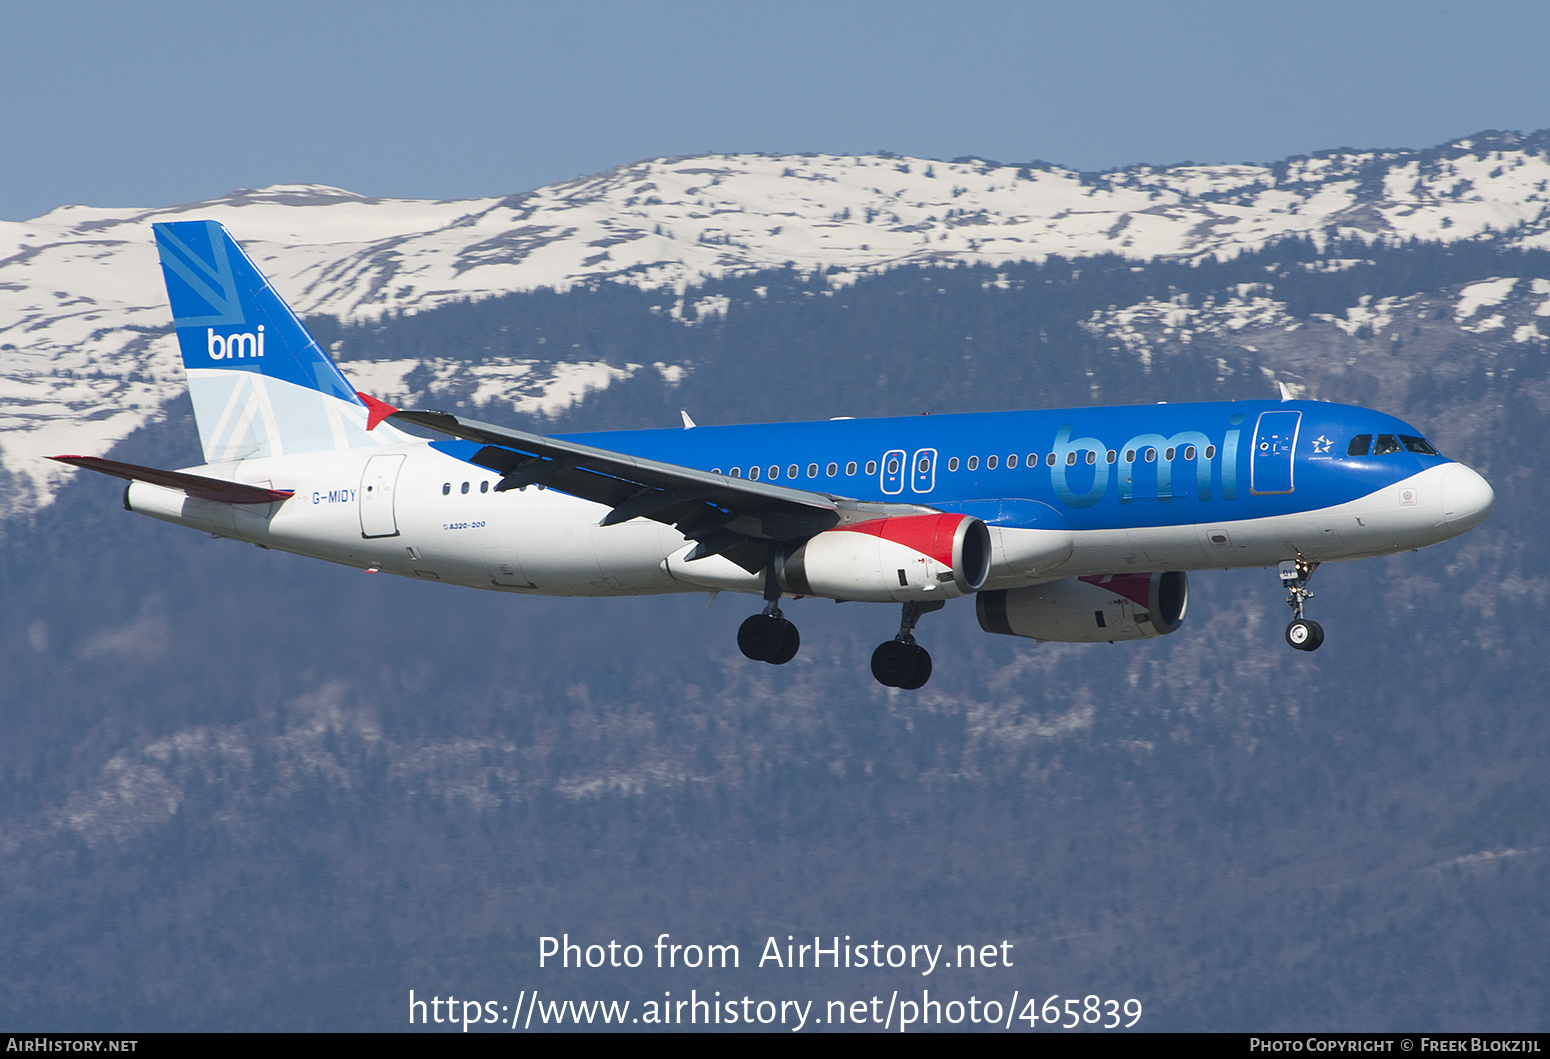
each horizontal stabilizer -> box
[49,456,294,505]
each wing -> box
[387,406,931,572]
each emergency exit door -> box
[1250,411,1300,495]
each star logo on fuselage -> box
[1311,435,1332,454]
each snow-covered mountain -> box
[4,130,1550,517]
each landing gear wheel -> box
[871,640,931,689]
[738,614,799,664]
[768,619,800,665]
[898,646,932,690]
[1285,618,1324,652]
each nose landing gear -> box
[871,600,943,689]
[1279,554,1324,652]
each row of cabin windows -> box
[1347,434,1438,457]
[711,445,1217,481]
[440,435,1429,497]
[721,461,871,481]
[440,439,1241,496]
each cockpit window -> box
[1400,435,1438,455]
[1372,434,1402,455]
[1347,434,1371,456]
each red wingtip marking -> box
[356,392,399,431]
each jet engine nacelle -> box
[780,513,991,603]
[976,571,1188,642]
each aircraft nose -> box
[1441,463,1494,533]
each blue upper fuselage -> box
[438,400,1451,532]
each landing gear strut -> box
[871,600,944,689]
[738,558,800,665]
[1279,553,1324,652]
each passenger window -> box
[749,466,760,480]
[987,455,998,469]
[1205,445,1216,459]
[1125,449,1136,463]
[967,456,979,470]
[826,462,837,476]
[1184,445,1196,460]
[1065,452,1077,466]
[480,481,489,493]
[866,461,877,475]
[1144,448,1157,463]
[442,483,451,495]
[769,466,780,480]
[887,458,900,475]
[788,464,799,479]
[1373,434,1401,455]
[807,463,818,478]
[1027,453,1039,467]
[461,482,470,494]
[1164,447,1175,461]
[846,462,858,475]
[1045,453,1056,467]
[917,456,930,473]
[1347,434,1372,456]
[1401,435,1439,455]
[1085,450,1096,465]
[1007,454,1018,468]
[948,456,959,471]
[730,467,741,478]
[1106,450,1117,464]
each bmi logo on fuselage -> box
[206,326,265,360]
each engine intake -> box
[976,571,1188,642]
[781,513,991,603]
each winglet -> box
[680,410,697,430]
[1277,381,1292,402]
[356,392,399,431]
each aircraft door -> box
[1251,411,1300,495]
[359,453,406,538]
[910,448,937,494]
[881,449,906,495]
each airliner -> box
[52,222,1495,689]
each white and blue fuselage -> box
[127,401,1491,595]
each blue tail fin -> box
[153,220,403,462]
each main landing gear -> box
[871,600,944,690]
[738,561,800,665]
[734,565,942,688]
[1279,553,1324,652]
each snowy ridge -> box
[1083,275,1550,366]
[4,131,1550,515]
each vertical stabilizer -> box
[153,220,406,462]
